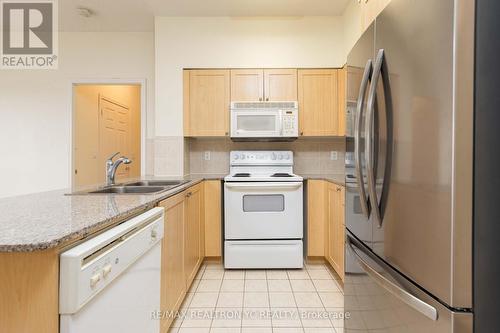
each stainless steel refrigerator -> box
[344,0,474,331]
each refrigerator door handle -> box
[365,49,384,228]
[347,237,439,321]
[354,59,373,218]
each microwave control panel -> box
[281,110,298,136]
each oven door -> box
[230,110,282,138]
[224,182,303,239]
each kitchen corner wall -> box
[187,138,346,176]
[154,16,347,176]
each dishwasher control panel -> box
[59,208,164,314]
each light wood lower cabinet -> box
[159,191,187,332]
[0,250,59,333]
[204,180,222,257]
[307,180,345,280]
[326,183,345,281]
[307,180,327,257]
[184,183,204,288]
[159,180,221,332]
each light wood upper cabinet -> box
[184,69,230,137]
[159,192,186,331]
[298,69,339,136]
[184,183,204,288]
[264,69,298,101]
[337,67,347,137]
[231,68,298,102]
[230,69,264,101]
[326,183,345,281]
[204,180,222,257]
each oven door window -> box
[237,115,277,132]
[243,194,285,212]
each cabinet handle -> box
[300,131,304,136]
[259,97,263,101]
[336,187,341,192]
[265,97,269,101]
[186,192,192,198]
[225,132,229,136]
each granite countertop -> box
[0,173,343,253]
[300,174,345,186]
[0,175,225,253]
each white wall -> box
[0,32,155,198]
[342,0,364,56]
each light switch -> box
[330,151,338,161]
[204,151,211,161]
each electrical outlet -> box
[204,151,211,161]
[330,151,338,161]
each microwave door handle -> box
[347,236,438,321]
[355,59,373,218]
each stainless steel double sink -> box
[72,180,190,195]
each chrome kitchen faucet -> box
[105,152,132,186]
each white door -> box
[224,182,303,239]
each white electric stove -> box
[224,151,304,269]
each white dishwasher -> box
[59,207,164,333]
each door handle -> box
[365,50,383,228]
[354,59,373,218]
[347,236,438,321]
[365,49,393,229]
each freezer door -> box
[345,23,375,249]
[368,0,473,308]
[345,232,472,333]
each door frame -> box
[70,78,148,187]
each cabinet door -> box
[337,67,347,136]
[184,183,204,288]
[159,192,186,331]
[307,180,327,257]
[264,69,298,101]
[231,69,264,101]
[298,69,339,136]
[204,180,222,257]
[184,69,230,136]
[327,183,345,281]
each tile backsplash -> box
[187,137,346,175]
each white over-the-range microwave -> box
[230,101,298,141]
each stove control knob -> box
[234,154,239,160]
[271,153,276,160]
[285,154,290,160]
[241,154,246,160]
[278,154,283,160]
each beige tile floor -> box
[169,262,344,333]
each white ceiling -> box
[60,0,351,32]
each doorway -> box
[73,84,142,187]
